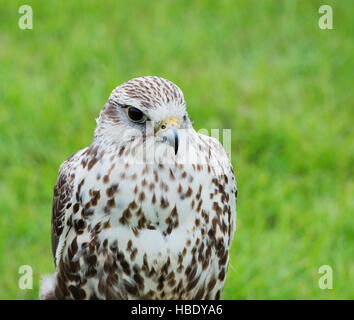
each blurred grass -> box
[0,0,353,299]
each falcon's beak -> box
[155,117,180,155]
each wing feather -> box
[51,151,82,264]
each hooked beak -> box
[155,117,179,155]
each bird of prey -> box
[40,76,237,300]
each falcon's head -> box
[94,76,193,155]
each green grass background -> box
[0,0,353,299]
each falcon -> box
[40,76,237,300]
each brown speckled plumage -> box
[40,76,237,300]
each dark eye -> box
[126,106,147,123]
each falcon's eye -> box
[126,106,147,123]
